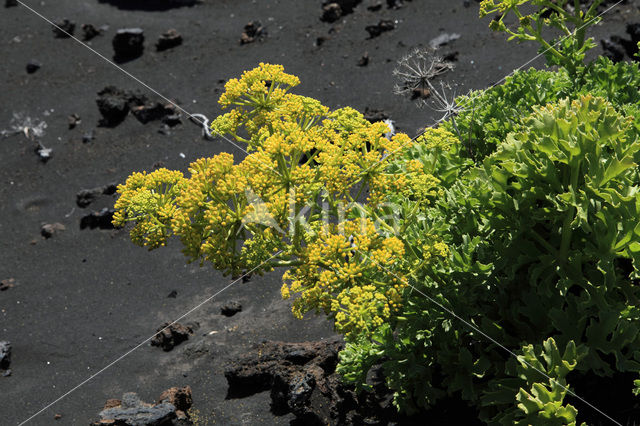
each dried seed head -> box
[393,48,454,100]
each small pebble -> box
[26,60,41,74]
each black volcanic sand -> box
[1,0,639,424]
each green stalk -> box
[559,160,580,264]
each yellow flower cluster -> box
[415,127,459,151]
[218,63,300,109]
[114,64,449,335]
[281,219,409,337]
[113,168,186,248]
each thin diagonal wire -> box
[356,250,622,425]
[361,0,625,176]
[13,0,625,424]
[18,251,283,425]
[14,0,262,167]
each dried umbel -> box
[392,48,454,104]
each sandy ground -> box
[1,0,639,424]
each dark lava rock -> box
[76,183,117,208]
[150,323,192,351]
[82,23,102,41]
[52,18,75,38]
[167,290,178,298]
[162,113,182,127]
[220,301,242,317]
[96,86,149,126]
[602,37,627,62]
[26,60,41,74]
[628,23,640,45]
[224,338,343,422]
[41,222,66,238]
[443,50,460,62]
[93,390,193,426]
[0,278,16,291]
[599,23,640,63]
[357,52,369,67]
[156,29,183,51]
[157,386,193,414]
[97,0,198,11]
[365,20,395,39]
[5,0,18,7]
[321,3,342,23]
[96,86,130,126]
[367,2,383,12]
[113,28,145,62]
[131,103,178,124]
[68,113,81,129]
[223,337,455,424]
[240,21,265,44]
[322,0,361,19]
[387,0,408,8]
[0,341,11,372]
[363,107,389,123]
[80,208,115,230]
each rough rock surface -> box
[601,23,640,63]
[156,29,183,51]
[82,24,102,41]
[131,103,179,124]
[96,87,134,127]
[80,208,116,230]
[41,222,66,238]
[52,18,75,38]
[98,0,198,10]
[225,338,343,423]
[365,19,395,39]
[0,341,11,376]
[321,0,362,22]
[0,278,15,291]
[96,86,177,127]
[240,21,265,44]
[220,301,242,317]
[150,323,192,351]
[113,28,145,62]
[224,338,481,424]
[76,183,117,208]
[93,388,193,425]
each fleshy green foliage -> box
[114,11,640,421]
[444,67,572,160]
[483,338,587,425]
[337,95,640,424]
[479,0,603,73]
[445,57,640,161]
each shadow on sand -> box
[97,0,198,11]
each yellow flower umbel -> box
[280,219,410,338]
[113,63,449,339]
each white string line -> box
[18,251,283,425]
[13,0,624,423]
[481,0,624,93]
[361,0,625,174]
[356,250,622,425]
[14,0,258,163]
